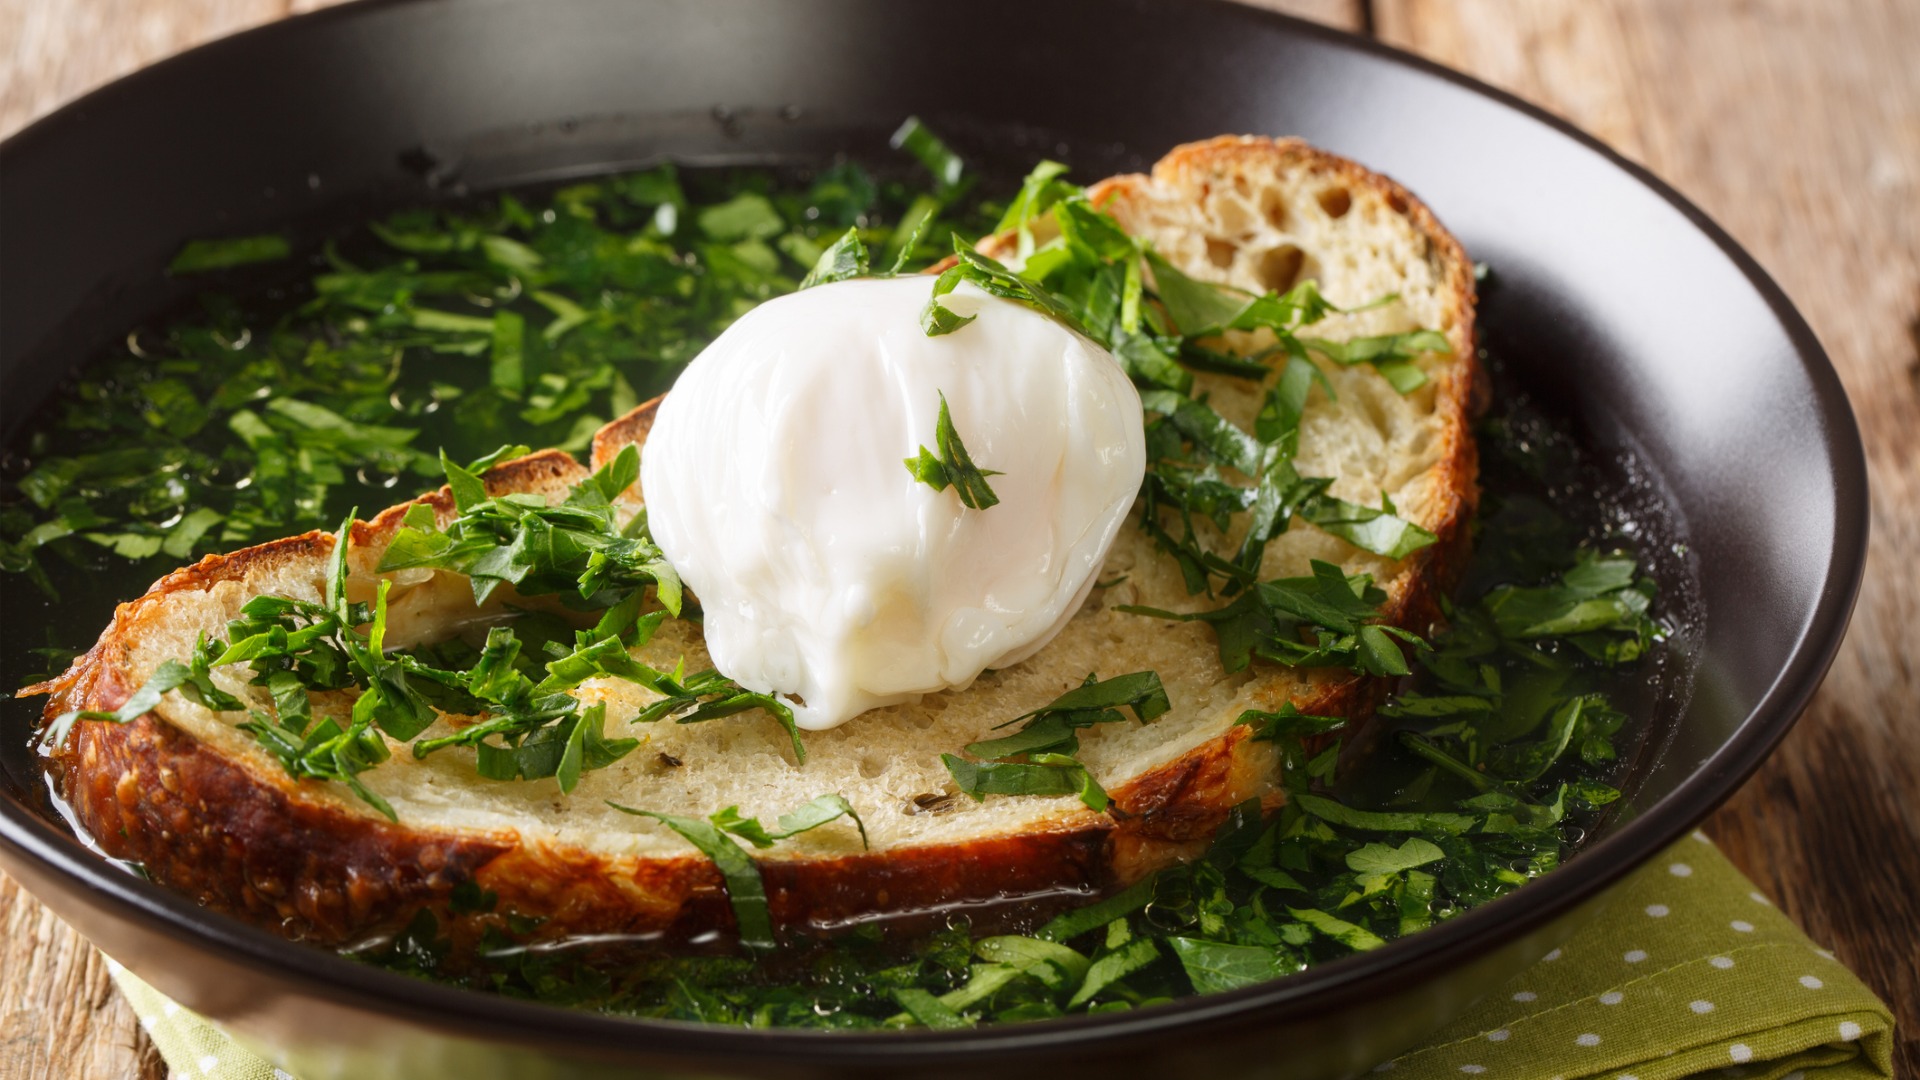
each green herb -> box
[625,665,808,764]
[378,445,682,612]
[1481,548,1663,664]
[1344,837,1446,874]
[608,795,869,949]
[924,240,1090,339]
[1236,702,1347,742]
[1297,492,1438,561]
[963,671,1169,758]
[941,672,1168,812]
[1301,330,1451,394]
[893,988,973,1029]
[798,228,871,290]
[168,234,291,274]
[695,193,786,243]
[902,392,1003,510]
[1066,937,1158,1008]
[41,659,197,749]
[889,116,965,193]
[1121,560,1426,676]
[1034,880,1154,942]
[943,751,1110,812]
[994,160,1073,239]
[1169,938,1296,994]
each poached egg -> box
[640,276,1145,730]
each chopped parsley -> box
[942,671,1169,811]
[167,233,292,274]
[609,795,869,948]
[1120,560,1427,676]
[902,392,1003,510]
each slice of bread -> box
[35,137,1478,950]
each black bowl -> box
[0,1,1867,1077]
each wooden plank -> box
[0,0,301,139]
[0,873,160,1080]
[1235,0,1364,30]
[1376,2,1920,1074]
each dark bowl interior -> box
[0,0,1866,1077]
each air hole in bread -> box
[1205,238,1238,270]
[1260,189,1288,230]
[907,792,960,816]
[1317,187,1352,219]
[1358,382,1395,442]
[859,754,890,779]
[1385,191,1409,215]
[1257,245,1305,292]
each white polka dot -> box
[1784,1072,1805,1080]
[162,1002,179,1017]
[1710,956,1735,969]
[1730,920,1755,932]
[1729,1044,1753,1063]
[198,1056,220,1075]
[1619,1076,1640,1080]
[1749,891,1772,906]
[1646,904,1670,917]
[1624,949,1648,963]
[1488,1029,1510,1042]
[1692,830,1711,843]
[1839,1021,1862,1041]
[1512,991,1538,1002]
[1669,862,1693,877]
[1576,1033,1601,1047]
[1599,991,1624,1005]
[1372,1063,1396,1073]
[1800,975,1824,989]
[1691,1000,1716,1014]
[1460,1066,1487,1075]
[1544,948,1563,961]
[1816,948,1836,960]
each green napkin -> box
[105,832,1893,1080]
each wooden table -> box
[1,1,1914,1076]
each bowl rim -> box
[0,0,1870,1065]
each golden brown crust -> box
[62,712,517,944]
[34,137,1479,952]
[589,395,662,502]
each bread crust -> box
[33,137,1479,951]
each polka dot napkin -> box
[105,832,1893,1080]
[1367,832,1893,1080]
